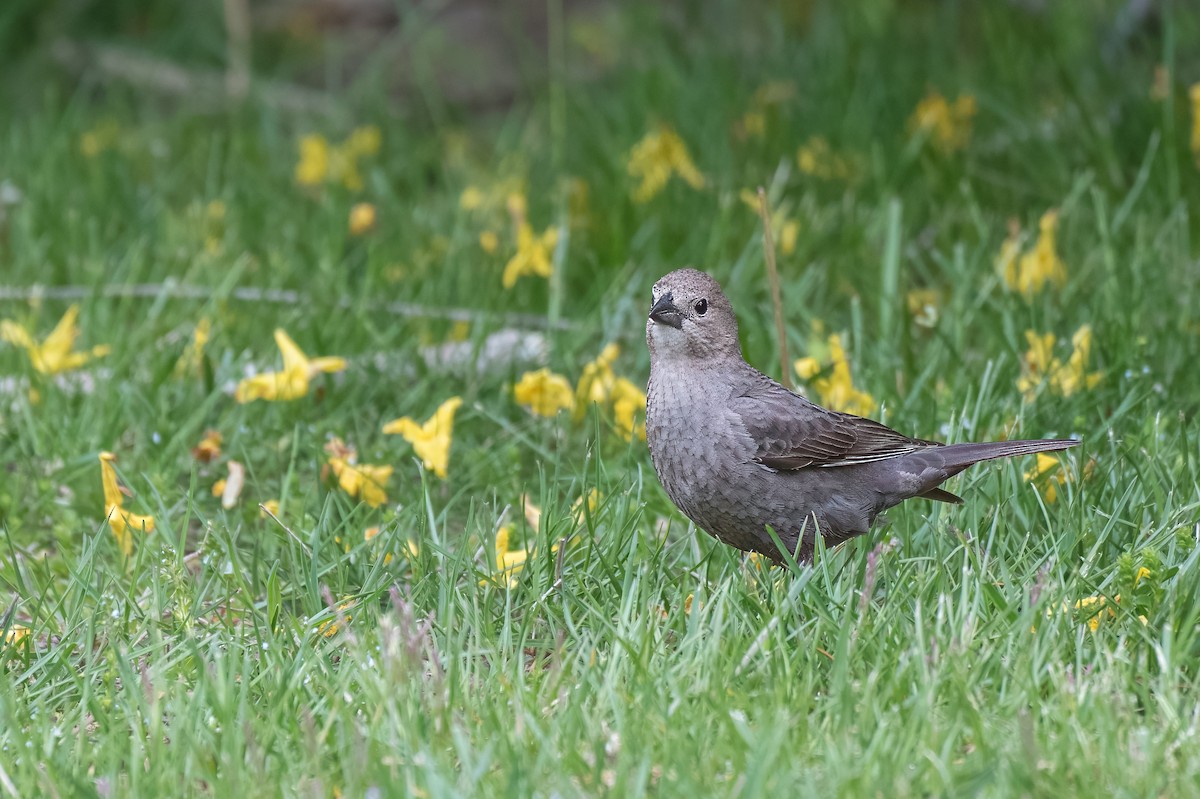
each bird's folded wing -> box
[729,377,937,470]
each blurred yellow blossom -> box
[506,192,528,224]
[998,211,1067,299]
[796,136,853,180]
[80,120,120,158]
[576,343,620,411]
[260,499,281,519]
[234,329,347,403]
[174,317,212,378]
[365,526,419,564]
[1,304,111,375]
[191,429,223,463]
[1017,325,1102,399]
[611,377,647,441]
[4,625,30,645]
[328,457,392,509]
[794,334,875,416]
[99,452,155,556]
[295,126,381,191]
[460,186,485,210]
[502,223,557,288]
[738,190,800,256]
[491,525,530,588]
[572,488,603,523]
[348,202,377,235]
[514,368,576,417]
[1025,453,1069,503]
[317,600,356,638]
[383,396,462,479]
[906,288,941,328]
[479,230,499,253]
[1190,83,1200,164]
[627,126,706,203]
[908,90,977,153]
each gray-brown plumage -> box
[644,268,1080,563]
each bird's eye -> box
[694,298,708,315]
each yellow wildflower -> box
[1025,453,1069,503]
[906,288,941,328]
[908,90,977,153]
[348,202,377,236]
[627,126,706,203]
[576,343,620,411]
[174,317,212,378]
[794,334,875,416]
[506,192,528,224]
[4,625,30,645]
[491,525,531,588]
[999,210,1068,299]
[295,134,330,186]
[98,451,155,556]
[234,328,347,403]
[317,600,356,638]
[796,136,852,180]
[514,368,576,417]
[1016,326,1102,400]
[460,186,485,211]
[572,488,603,522]
[383,396,463,479]
[1,304,110,375]
[479,230,499,253]
[502,223,557,288]
[260,499,281,519]
[1191,83,1200,164]
[328,457,392,509]
[191,429,223,463]
[739,191,799,255]
[295,126,381,191]
[611,377,647,441]
[79,120,119,158]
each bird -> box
[644,267,1080,564]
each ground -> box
[1,1,1200,796]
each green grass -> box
[2,1,1200,795]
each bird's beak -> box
[649,293,683,329]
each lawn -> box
[2,1,1200,795]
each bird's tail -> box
[937,438,1079,471]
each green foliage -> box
[2,1,1200,795]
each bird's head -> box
[646,268,741,362]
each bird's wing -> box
[728,375,937,470]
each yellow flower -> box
[1190,83,1200,164]
[505,192,528,223]
[908,90,977,153]
[4,625,30,644]
[295,134,330,186]
[906,288,941,328]
[460,186,485,210]
[739,191,799,255]
[98,452,155,556]
[626,126,706,203]
[514,368,576,417]
[383,396,463,479]
[1,304,111,375]
[260,499,281,519]
[1074,595,1114,632]
[999,210,1068,299]
[1024,453,1070,503]
[576,343,620,411]
[796,136,852,180]
[317,600,356,638]
[295,126,380,191]
[502,223,557,288]
[234,328,347,403]
[1016,326,1102,400]
[572,488,603,524]
[79,120,119,158]
[348,202,377,236]
[479,230,499,253]
[794,334,875,416]
[174,317,212,378]
[491,525,531,588]
[611,377,647,441]
[328,457,392,508]
[191,429,223,463]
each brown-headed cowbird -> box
[645,268,1079,563]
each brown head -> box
[646,268,742,363]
